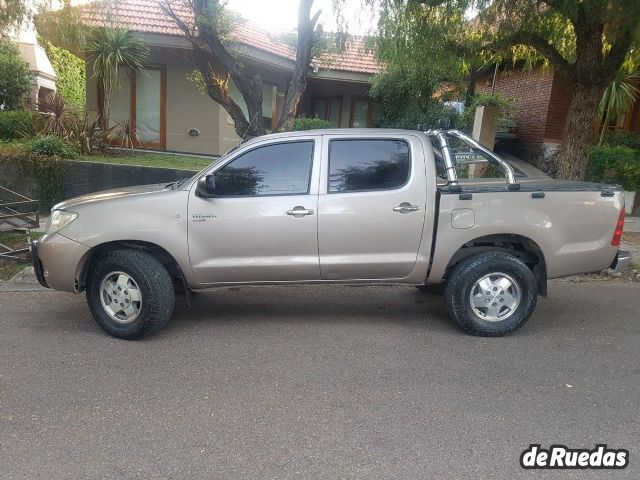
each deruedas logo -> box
[520,444,629,469]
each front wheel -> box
[86,249,175,340]
[444,252,537,336]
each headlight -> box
[46,209,79,235]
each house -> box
[77,0,382,156]
[476,64,640,168]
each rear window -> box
[328,139,410,193]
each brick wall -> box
[477,65,556,145]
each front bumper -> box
[30,234,90,292]
[611,250,632,273]
[30,240,49,288]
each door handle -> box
[286,206,315,217]
[393,202,420,214]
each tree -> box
[481,1,640,179]
[162,0,321,138]
[361,0,640,180]
[0,38,32,110]
[85,27,149,130]
[0,0,28,34]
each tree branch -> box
[499,31,574,76]
[275,0,320,131]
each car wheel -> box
[444,252,537,336]
[86,249,175,340]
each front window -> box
[328,139,410,193]
[213,141,314,196]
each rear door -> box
[318,134,427,280]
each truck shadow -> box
[165,285,456,334]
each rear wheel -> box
[444,252,537,336]
[86,249,175,340]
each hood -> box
[53,183,170,210]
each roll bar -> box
[424,129,519,190]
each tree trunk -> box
[555,82,605,180]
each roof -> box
[79,0,381,75]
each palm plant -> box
[116,120,139,150]
[598,71,640,145]
[86,27,149,130]
[36,92,75,137]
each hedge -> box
[586,145,640,192]
[0,110,34,141]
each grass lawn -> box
[76,151,215,171]
[0,231,43,280]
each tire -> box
[86,249,175,340]
[444,252,537,336]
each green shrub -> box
[45,43,86,109]
[459,92,515,133]
[586,145,640,191]
[0,110,34,140]
[0,39,33,110]
[29,135,78,159]
[293,117,333,131]
[600,130,640,152]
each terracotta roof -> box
[79,0,381,75]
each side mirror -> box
[195,174,216,198]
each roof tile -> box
[80,0,381,74]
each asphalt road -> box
[1,282,639,479]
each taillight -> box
[611,208,625,246]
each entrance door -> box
[188,138,321,284]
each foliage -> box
[369,65,455,129]
[293,117,333,131]
[597,71,639,145]
[45,43,86,109]
[0,141,66,209]
[600,131,640,152]
[0,39,33,110]
[459,92,515,132]
[0,110,34,140]
[0,0,29,34]
[357,0,640,180]
[586,146,640,191]
[86,27,149,128]
[29,135,78,159]
[66,112,112,155]
[114,120,139,150]
[36,93,76,137]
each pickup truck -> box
[31,128,630,340]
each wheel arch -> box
[440,234,547,297]
[76,240,191,300]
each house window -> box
[349,98,383,128]
[312,97,342,127]
[106,66,166,148]
[228,80,276,129]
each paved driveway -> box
[1,283,639,479]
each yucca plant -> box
[86,27,149,130]
[598,71,640,145]
[67,112,113,155]
[36,92,75,137]
[116,119,139,150]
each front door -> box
[188,138,321,284]
[318,136,427,280]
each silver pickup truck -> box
[31,129,630,339]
